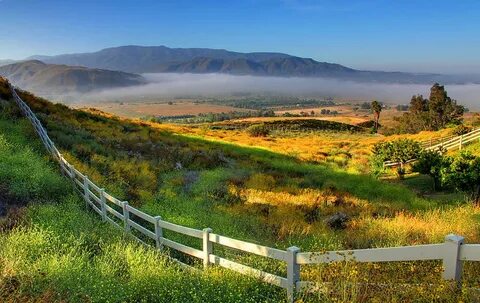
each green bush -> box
[441,152,480,203]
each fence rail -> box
[8,83,480,302]
[383,128,480,168]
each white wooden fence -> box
[424,128,480,152]
[8,84,480,302]
[383,128,480,168]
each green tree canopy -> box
[393,83,464,133]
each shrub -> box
[246,124,270,137]
[441,152,480,203]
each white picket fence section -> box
[8,84,480,302]
[383,128,480,168]
[425,128,480,152]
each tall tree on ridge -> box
[371,100,382,132]
[429,83,464,129]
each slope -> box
[0,90,283,303]
[8,78,478,249]
[2,78,480,302]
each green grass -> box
[0,113,285,303]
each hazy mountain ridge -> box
[26,45,478,84]
[0,59,16,67]
[28,45,293,74]
[0,60,146,94]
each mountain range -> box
[27,45,477,84]
[0,60,145,94]
[1,45,478,98]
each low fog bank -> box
[78,73,480,109]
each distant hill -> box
[0,59,16,67]
[26,45,479,84]
[0,60,146,95]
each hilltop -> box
[0,60,146,95]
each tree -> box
[371,100,382,132]
[409,95,428,114]
[441,152,480,203]
[428,83,464,129]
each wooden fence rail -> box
[8,84,480,302]
[383,128,480,168]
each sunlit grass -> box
[0,115,285,303]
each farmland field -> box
[75,100,248,118]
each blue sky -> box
[0,0,479,73]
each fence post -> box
[154,216,163,250]
[100,188,107,221]
[287,246,301,303]
[442,234,464,285]
[69,164,75,179]
[83,175,89,210]
[59,158,66,177]
[122,201,131,233]
[203,228,213,269]
[459,135,463,150]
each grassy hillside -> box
[0,109,284,303]
[9,82,480,248]
[1,78,479,301]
